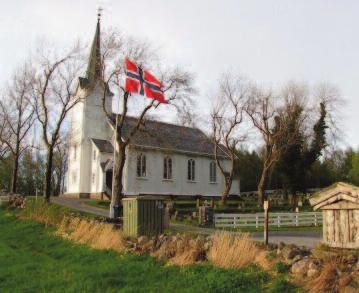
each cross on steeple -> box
[97,6,103,21]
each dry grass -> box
[57,215,127,253]
[208,231,260,269]
[168,237,206,265]
[309,261,353,293]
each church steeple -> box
[85,11,102,86]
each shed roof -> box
[309,182,359,210]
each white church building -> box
[65,18,240,199]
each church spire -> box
[85,9,102,85]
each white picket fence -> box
[214,212,322,228]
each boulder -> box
[291,255,303,264]
[291,258,310,275]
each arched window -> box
[210,161,217,183]
[93,150,96,161]
[163,156,172,179]
[187,159,195,181]
[136,153,146,177]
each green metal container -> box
[122,197,165,237]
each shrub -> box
[208,231,259,269]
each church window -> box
[187,159,195,181]
[163,156,172,179]
[92,173,95,184]
[93,150,96,161]
[136,153,146,177]
[210,161,217,183]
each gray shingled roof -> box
[109,116,229,157]
[91,138,114,153]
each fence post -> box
[256,215,259,229]
[233,216,236,228]
[264,201,269,246]
[314,213,317,226]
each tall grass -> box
[57,216,127,253]
[20,198,69,227]
[208,231,260,269]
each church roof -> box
[109,116,229,158]
[91,138,114,153]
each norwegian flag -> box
[125,58,167,103]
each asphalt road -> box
[52,197,322,248]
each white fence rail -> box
[214,212,322,228]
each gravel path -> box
[53,197,322,248]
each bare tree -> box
[0,113,10,162]
[53,140,68,196]
[0,64,35,193]
[100,29,194,217]
[246,86,303,204]
[211,74,248,204]
[31,44,84,201]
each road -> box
[52,197,322,248]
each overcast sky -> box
[1,0,358,148]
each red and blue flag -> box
[125,58,167,103]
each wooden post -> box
[264,200,269,245]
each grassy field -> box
[85,199,110,210]
[0,208,297,292]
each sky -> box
[1,0,358,148]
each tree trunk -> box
[221,177,232,205]
[55,168,63,196]
[110,142,127,218]
[258,166,269,205]
[44,146,54,202]
[11,154,19,193]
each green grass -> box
[0,208,298,292]
[84,199,111,210]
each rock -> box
[137,236,148,245]
[291,258,310,275]
[307,268,319,278]
[291,255,303,264]
[282,246,301,260]
[308,260,320,270]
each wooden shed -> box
[309,182,359,249]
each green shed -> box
[122,196,165,237]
